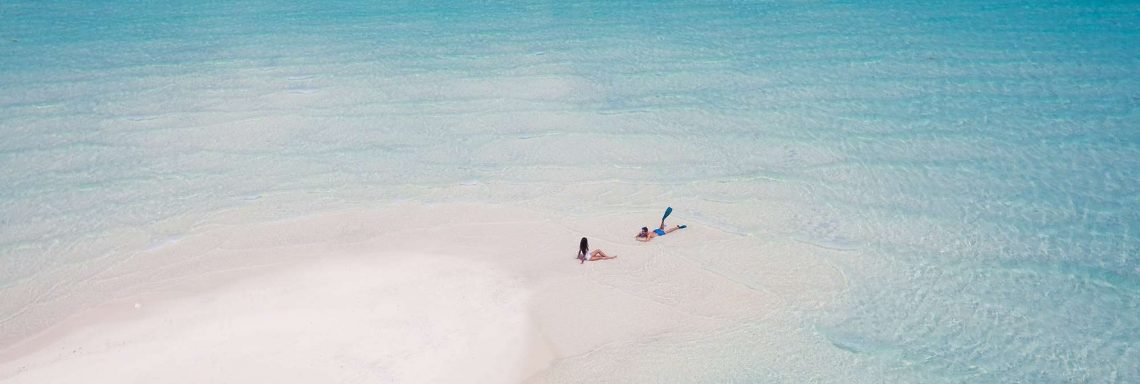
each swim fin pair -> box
[663,208,688,229]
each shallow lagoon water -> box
[1,1,1138,382]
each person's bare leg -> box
[590,249,616,260]
[665,225,681,234]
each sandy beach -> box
[2,0,1136,381]
[0,203,858,382]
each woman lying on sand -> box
[578,237,616,263]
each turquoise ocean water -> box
[2,1,1138,382]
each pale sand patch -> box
[0,255,547,383]
[0,203,857,382]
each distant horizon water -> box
[2,1,1138,382]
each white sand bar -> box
[0,203,864,382]
[1,257,543,383]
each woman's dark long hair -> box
[579,237,589,258]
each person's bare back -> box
[635,218,685,242]
[578,237,616,263]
